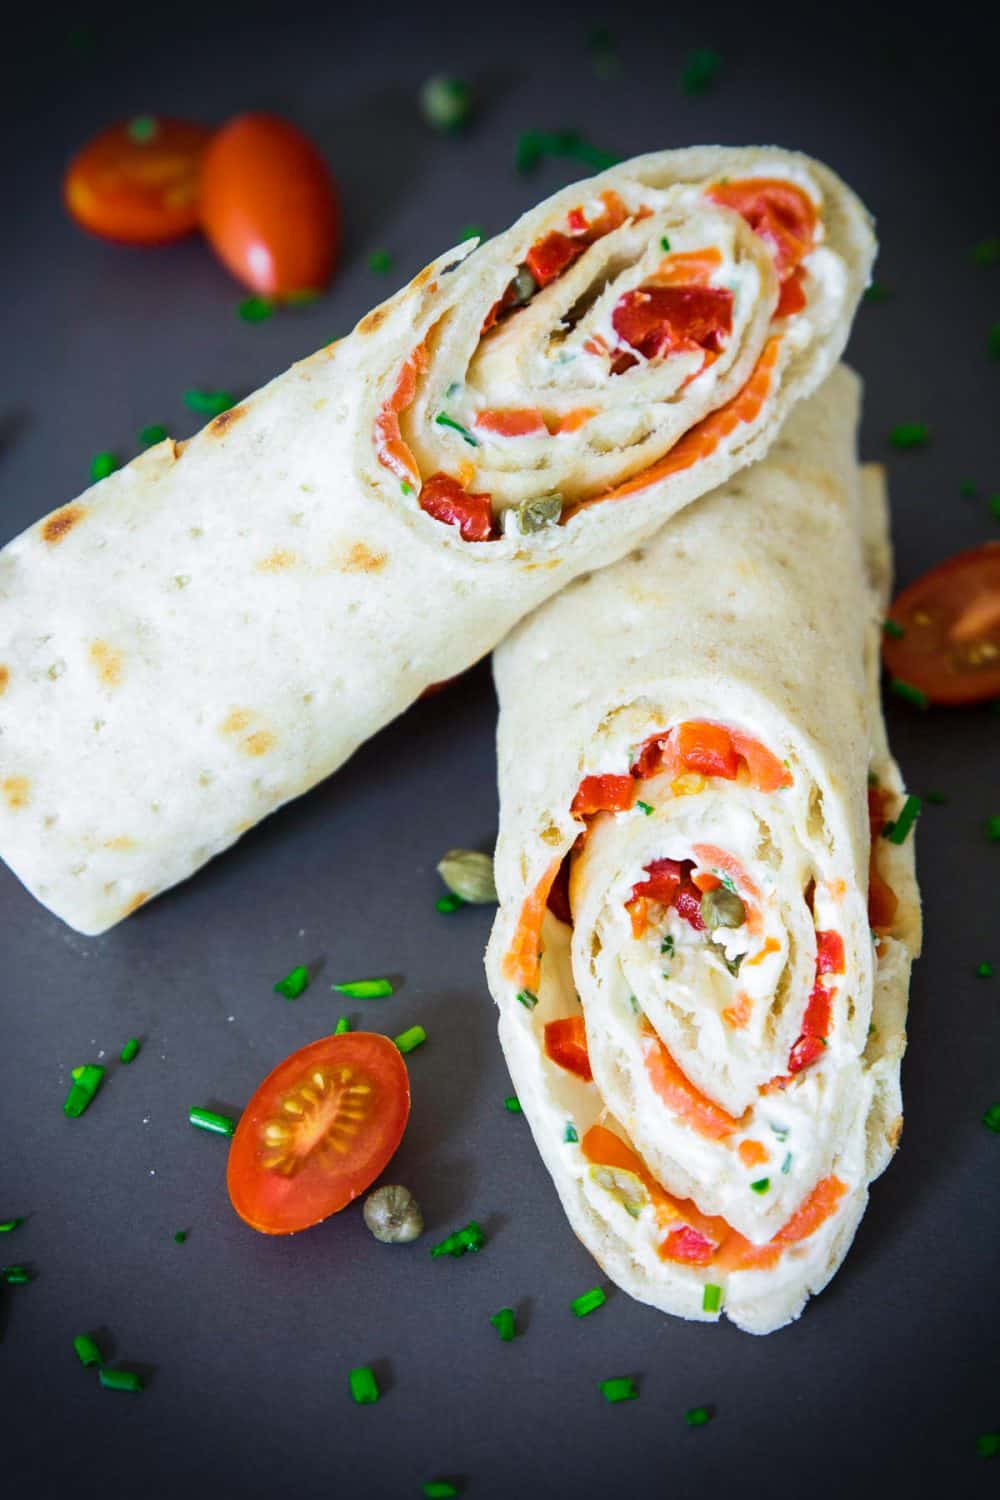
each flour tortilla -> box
[485,369,920,1333]
[0,146,873,934]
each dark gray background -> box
[1,3,997,1495]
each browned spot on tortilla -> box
[173,438,187,458]
[412,262,436,289]
[122,890,150,917]
[244,730,276,757]
[104,835,136,852]
[232,819,254,834]
[89,641,124,688]
[257,549,298,573]
[887,1114,904,1150]
[220,709,275,757]
[357,305,389,336]
[340,542,387,574]
[2,776,30,809]
[0,665,9,695]
[42,505,86,544]
[520,559,563,573]
[221,709,253,735]
[210,405,245,435]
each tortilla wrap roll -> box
[485,368,921,1334]
[0,146,873,935]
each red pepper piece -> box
[571,775,637,817]
[544,1016,593,1082]
[419,472,495,542]
[611,285,733,360]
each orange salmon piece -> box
[729,729,793,791]
[640,1022,742,1141]
[715,1175,848,1272]
[503,857,563,991]
[374,342,427,488]
[653,246,725,286]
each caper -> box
[700,886,746,930]
[511,263,538,304]
[516,493,563,534]
[436,848,497,904]
[362,1184,424,1244]
[589,1164,648,1218]
[419,75,475,133]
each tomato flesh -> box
[64,117,212,245]
[543,1016,593,1082]
[419,473,495,542]
[199,113,340,296]
[227,1033,409,1235]
[611,285,733,361]
[882,542,1000,705]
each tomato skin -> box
[64,117,212,246]
[199,114,340,296]
[227,1033,409,1235]
[882,542,1000,705]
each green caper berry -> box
[517,493,563,534]
[362,1184,424,1244]
[436,848,497,904]
[700,886,746,929]
[511,264,538,304]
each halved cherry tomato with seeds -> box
[227,1033,410,1235]
[882,543,1000,705]
[64,116,212,245]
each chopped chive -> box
[139,423,167,447]
[978,962,994,979]
[332,978,393,999]
[599,1376,638,1403]
[368,250,393,274]
[702,1284,722,1313]
[173,1229,188,1244]
[882,619,905,640]
[183,388,235,417]
[3,1265,31,1284]
[401,480,415,497]
[504,1095,522,1113]
[660,236,671,253]
[423,1485,459,1499]
[516,989,538,1010]
[189,1106,236,1137]
[564,1122,579,1143]
[0,1218,22,1233]
[983,1104,1000,1132]
[990,323,1000,360]
[636,800,654,816]
[973,237,1000,266]
[889,422,929,449]
[90,451,118,482]
[348,1365,379,1404]
[459,223,484,241]
[434,411,479,447]
[986,492,1000,521]
[431,1221,485,1258]
[884,794,921,844]
[781,1151,793,1174]
[750,1177,770,1194]
[127,114,158,143]
[119,1038,140,1064]
[514,129,619,175]
[661,935,674,956]
[863,280,893,302]
[394,1025,426,1055]
[628,994,640,1015]
[987,816,1000,842]
[890,678,929,710]
[685,1405,712,1427]
[977,1432,1000,1458]
[238,295,274,323]
[490,1306,516,1341]
[681,48,722,95]
[334,1016,352,1035]
[73,1333,102,1367]
[960,480,978,498]
[925,790,947,805]
[274,966,311,999]
[64,1064,105,1117]
[571,1287,606,1317]
[437,892,466,914]
[99,1368,144,1393]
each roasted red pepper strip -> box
[611,285,733,360]
[572,774,637,817]
[631,856,684,905]
[474,407,547,437]
[787,980,832,1074]
[676,721,740,780]
[544,1016,593,1082]
[419,472,495,542]
[525,231,585,287]
[815,930,845,975]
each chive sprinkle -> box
[401,480,415,497]
[64,1064,105,1117]
[989,323,1000,360]
[571,1287,606,1317]
[394,1025,426,1055]
[99,1368,144,1393]
[423,1485,459,1499]
[504,1095,522,1113]
[977,1432,1000,1458]
[925,790,947,805]
[73,1334,102,1367]
[348,1366,379,1404]
[884,794,921,844]
[660,236,671,253]
[368,250,393,274]
[460,223,484,241]
[183,388,235,417]
[334,1016,352,1035]
[431,1221,485,1258]
[750,1177,770,1194]
[90,452,119,482]
[435,412,479,446]
[189,1106,236,1137]
[661,935,674,956]
[332,978,393,999]
[960,480,978,499]
[0,1218,22,1233]
[516,989,538,1010]
[978,962,994,979]
[238,295,274,323]
[987,816,1000,842]
[139,424,167,447]
[685,1406,712,1427]
[681,49,722,95]
[564,1122,579,1143]
[882,619,905,639]
[600,1376,638,1403]
[973,237,1000,266]
[119,1038,140,1064]
[274,964,311,998]
[3,1265,31,1284]
[490,1306,517,1341]
[983,1104,1000,1132]
[437,892,466,913]
[702,1284,722,1313]
[127,115,158,143]
[636,800,654,816]
[889,422,929,449]
[173,1230,188,1244]
[890,678,929,710]
[514,129,619,175]
[986,493,1000,520]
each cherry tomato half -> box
[882,542,1000,705]
[227,1032,410,1235]
[64,116,212,245]
[199,113,340,297]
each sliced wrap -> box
[0,146,873,934]
[485,369,921,1334]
